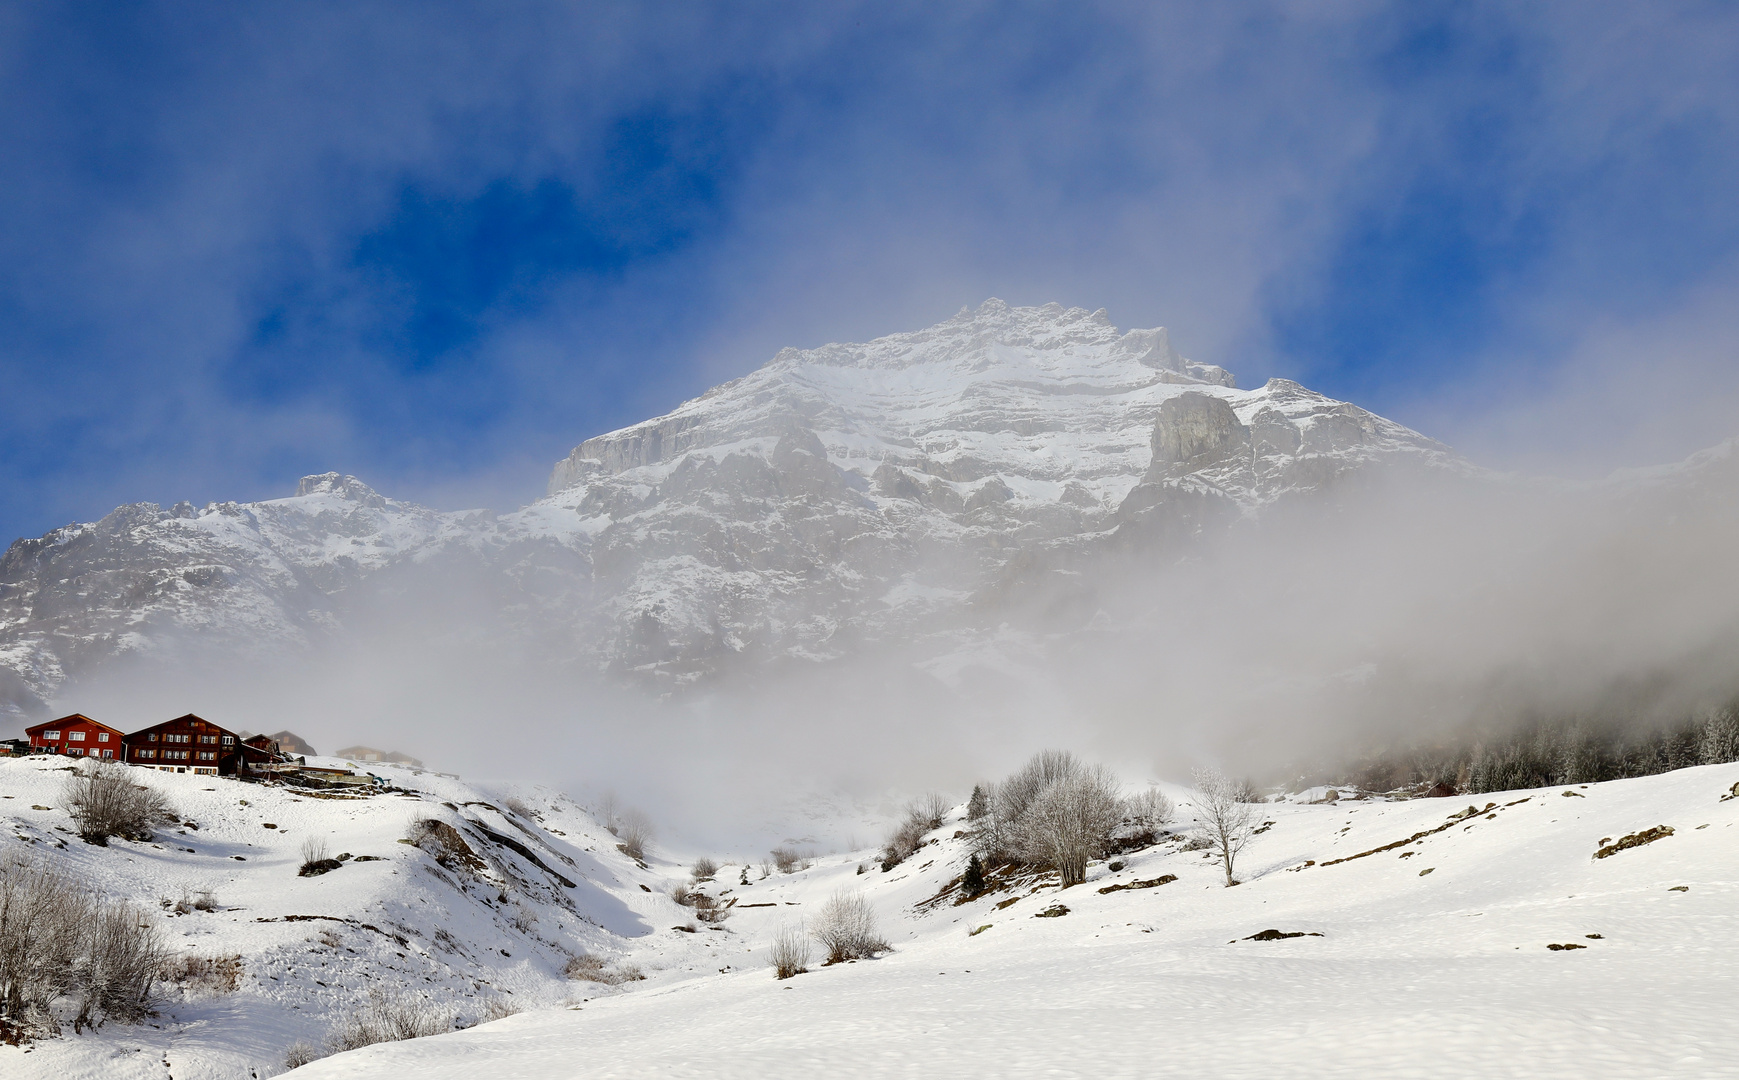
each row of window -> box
[41,730,112,742]
[59,747,114,758]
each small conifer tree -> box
[966,784,989,821]
[962,854,986,897]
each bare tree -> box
[810,890,888,964]
[63,762,170,846]
[1192,767,1257,886]
[768,920,810,980]
[1010,764,1124,888]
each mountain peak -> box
[293,473,385,505]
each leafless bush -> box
[1011,764,1124,888]
[616,809,653,861]
[1193,767,1258,886]
[63,761,171,846]
[880,814,929,868]
[671,882,697,907]
[1126,786,1175,829]
[976,750,1081,860]
[768,920,810,979]
[327,990,452,1053]
[168,887,218,915]
[283,1042,323,1069]
[0,855,169,1038]
[691,857,719,880]
[811,890,888,964]
[770,847,809,874]
[916,792,950,829]
[73,895,170,1029]
[161,953,242,996]
[691,893,730,925]
[479,997,520,1023]
[972,751,1124,887]
[298,836,343,878]
[502,797,534,820]
[564,953,645,984]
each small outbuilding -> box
[25,714,126,760]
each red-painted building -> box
[24,714,125,759]
[123,713,242,776]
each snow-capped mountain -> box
[0,301,1459,718]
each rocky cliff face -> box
[0,301,1459,718]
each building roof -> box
[25,713,125,737]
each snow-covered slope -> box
[0,301,1459,714]
[287,761,1739,1080]
[0,756,749,1080]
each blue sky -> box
[2,2,1738,542]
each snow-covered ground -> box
[5,757,1738,1078]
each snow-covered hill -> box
[293,762,1739,1079]
[9,756,1727,1078]
[0,756,753,1079]
[0,301,1459,715]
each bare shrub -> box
[917,792,950,829]
[811,890,888,964]
[768,920,810,980]
[192,889,218,912]
[63,761,171,846]
[671,882,697,907]
[328,991,452,1053]
[479,997,520,1023]
[161,953,242,996]
[564,953,645,985]
[502,797,535,820]
[1127,786,1175,829]
[977,750,1081,860]
[880,815,929,868]
[616,810,653,861]
[283,1042,323,1069]
[691,893,730,925]
[73,895,170,1029]
[0,855,169,1037]
[1011,764,1124,888]
[691,857,719,880]
[770,847,808,874]
[1193,767,1258,886]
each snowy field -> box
[4,757,1738,1078]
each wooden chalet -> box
[24,714,126,760]
[122,713,243,776]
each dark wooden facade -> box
[122,713,243,775]
[25,714,126,760]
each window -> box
[102,750,113,759]
[98,732,109,742]
[44,731,60,740]
[222,736,234,746]
[69,731,85,741]
[198,751,215,761]
[201,734,217,744]
[148,733,157,742]
[140,749,156,759]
